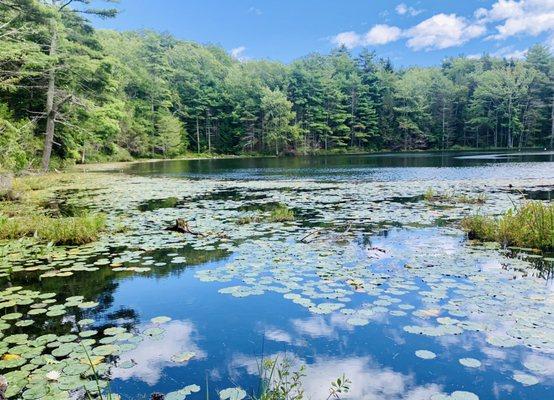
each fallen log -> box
[168,218,206,237]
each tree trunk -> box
[441,99,446,149]
[41,19,58,171]
[551,96,554,149]
[507,95,513,148]
[196,116,200,153]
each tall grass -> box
[424,187,487,204]
[268,205,295,222]
[461,201,554,250]
[0,212,106,245]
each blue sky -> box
[91,0,554,66]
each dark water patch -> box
[138,197,180,212]
[382,194,425,203]
[520,188,554,201]
[192,188,268,202]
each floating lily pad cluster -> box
[1,172,553,398]
[0,287,122,398]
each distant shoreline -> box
[75,147,550,172]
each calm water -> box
[4,151,554,400]
[126,150,554,181]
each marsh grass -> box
[0,174,106,245]
[461,201,554,250]
[237,205,295,225]
[268,205,295,222]
[424,187,487,204]
[237,215,263,225]
[0,213,106,245]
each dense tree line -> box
[1,0,553,171]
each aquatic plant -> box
[268,205,295,222]
[256,357,305,400]
[424,187,487,205]
[236,215,262,225]
[462,201,554,250]
[0,212,106,245]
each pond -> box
[1,151,554,400]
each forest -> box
[1,0,553,171]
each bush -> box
[461,201,554,250]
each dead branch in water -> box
[300,223,353,243]
[168,218,229,239]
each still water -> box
[126,150,554,181]
[3,151,554,400]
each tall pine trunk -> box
[551,96,554,149]
[196,116,200,153]
[41,19,58,171]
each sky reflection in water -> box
[105,226,554,400]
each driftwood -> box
[300,223,353,244]
[0,375,7,400]
[168,218,206,236]
[167,218,229,239]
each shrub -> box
[461,201,554,250]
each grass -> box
[461,201,554,250]
[0,213,106,245]
[268,205,295,222]
[237,215,263,225]
[237,204,296,225]
[424,187,487,204]
[0,173,107,245]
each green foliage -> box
[0,103,40,171]
[461,201,554,250]
[1,0,553,172]
[0,212,106,245]
[253,357,350,400]
[424,187,487,204]
[257,358,305,400]
[269,205,295,222]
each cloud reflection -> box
[231,353,444,400]
[111,320,205,386]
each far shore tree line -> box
[1,0,553,171]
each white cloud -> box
[332,25,402,48]
[476,0,554,40]
[111,320,206,386]
[231,353,446,400]
[365,24,403,45]
[247,6,262,16]
[230,46,247,61]
[264,327,294,343]
[492,46,528,59]
[332,1,554,52]
[396,3,423,17]
[331,31,364,49]
[406,13,486,50]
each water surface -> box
[2,151,554,400]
